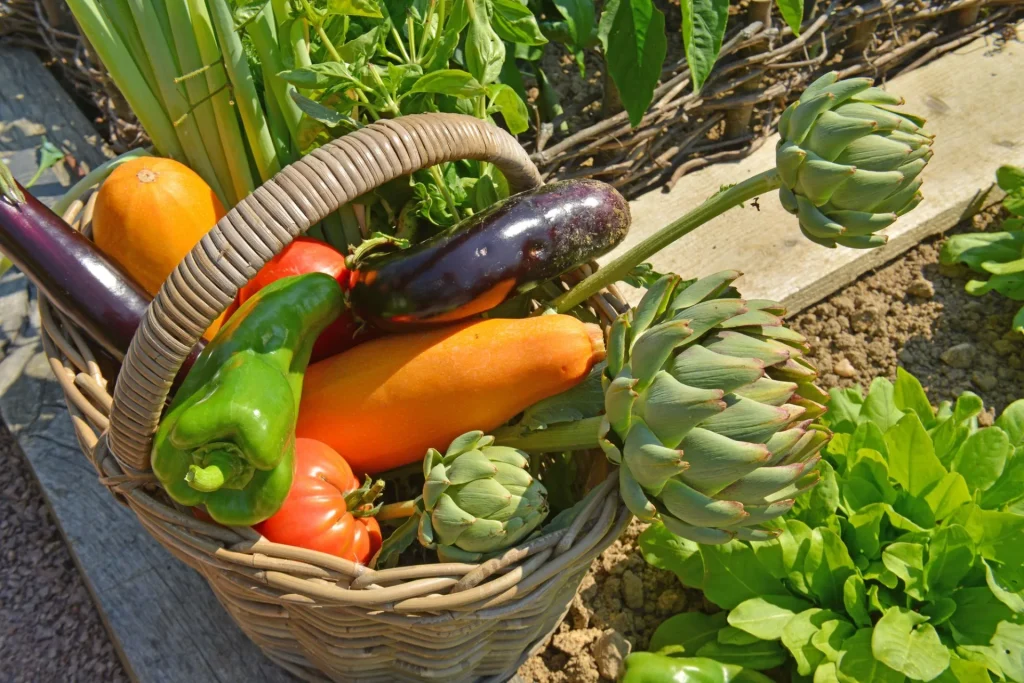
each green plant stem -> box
[406,15,418,61]
[164,0,236,205]
[66,0,186,163]
[367,67,401,115]
[376,499,418,522]
[429,165,460,220]
[247,6,302,155]
[187,0,254,205]
[391,25,412,63]
[493,417,604,453]
[100,0,162,103]
[552,169,783,313]
[208,0,281,183]
[53,148,153,217]
[315,22,343,62]
[418,0,436,58]
[338,205,363,247]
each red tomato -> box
[225,237,374,362]
[253,438,382,564]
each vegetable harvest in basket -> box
[0,71,936,572]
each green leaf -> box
[408,69,486,97]
[866,584,897,614]
[812,619,856,664]
[827,388,865,432]
[843,449,897,511]
[805,528,857,609]
[783,609,841,676]
[638,522,705,588]
[850,423,890,464]
[952,428,1010,493]
[679,0,728,92]
[884,413,946,496]
[872,607,950,681]
[923,472,972,521]
[983,558,1024,614]
[894,367,935,428]
[233,0,269,29]
[700,541,787,609]
[290,91,357,128]
[466,5,506,85]
[996,400,1024,446]
[774,0,804,35]
[985,449,1024,511]
[25,137,64,188]
[490,0,548,45]
[933,656,997,683]
[862,378,905,433]
[759,518,815,593]
[551,0,596,57]
[338,26,383,64]
[728,595,814,641]
[952,591,1024,683]
[279,62,364,89]
[326,0,383,17]
[794,460,840,528]
[920,597,957,627]
[881,542,926,601]
[718,626,762,646]
[605,0,667,127]
[649,611,727,655]
[696,639,790,671]
[486,83,529,134]
[933,392,985,465]
[952,504,1024,564]
[925,524,976,594]
[997,165,1024,216]
[846,504,886,561]
[596,0,619,50]
[843,573,872,628]
[815,662,842,683]
[864,561,899,589]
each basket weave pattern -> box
[40,114,631,682]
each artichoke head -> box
[418,431,549,562]
[602,272,831,544]
[777,71,933,249]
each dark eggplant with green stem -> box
[348,179,631,329]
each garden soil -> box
[2,208,1021,682]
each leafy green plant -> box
[639,369,1024,682]
[941,165,1024,335]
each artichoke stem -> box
[552,168,783,313]
[494,416,605,453]
[376,499,420,522]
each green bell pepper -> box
[152,273,343,526]
[620,654,775,683]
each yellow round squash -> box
[93,157,227,338]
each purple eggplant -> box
[349,179,630,329]
[0,170,203,384]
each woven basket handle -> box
[107,114,543,472]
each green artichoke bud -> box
[418,431,549,562]
[777,71,933,249]
[602,272,831,544]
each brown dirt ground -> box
[2,208,1018,683]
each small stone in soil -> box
[972,372,998,392]
[592,629,631,681]
[834,358,857,378]
[621,570,644,610]
[907,277,935,299]
[941,342,977,369]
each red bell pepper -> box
[226,237,373,362]
[254,438,383,564]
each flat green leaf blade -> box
[487,83,529,134]
[638,522,705,588]
[881,542,926,601]
[983,558,1024,614]
[782,608,839,675]
[925,524,976,595]
[552,0,596,52]
[650,611,727,655]
[837,629,904,683]
[775,0,804,35]
[695,639,790,670]
[894,367,934,428]
[843,574,872,628]
[680,0,729,92]
[700,541,787,609]
[728,595,814,641]
[490,0,548,45]
[872,607,950,681]
[951,427,1010,493]
[884,413,945,496]
[861,378,905,432]
[326,0,383,17]
[605,0,667,127]
[408,69,486,97]
[923,472,971,522]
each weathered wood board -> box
[0,47,294,683]
[609,25,1024,312]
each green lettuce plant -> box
[639,369,1024,683]
[941,165,1024,335]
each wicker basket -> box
[40,113,631,682]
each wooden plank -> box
[0,48,294,683]
[611,25,1024,313]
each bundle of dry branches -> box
[531,0,1024,197]
[2,0,1021,197]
